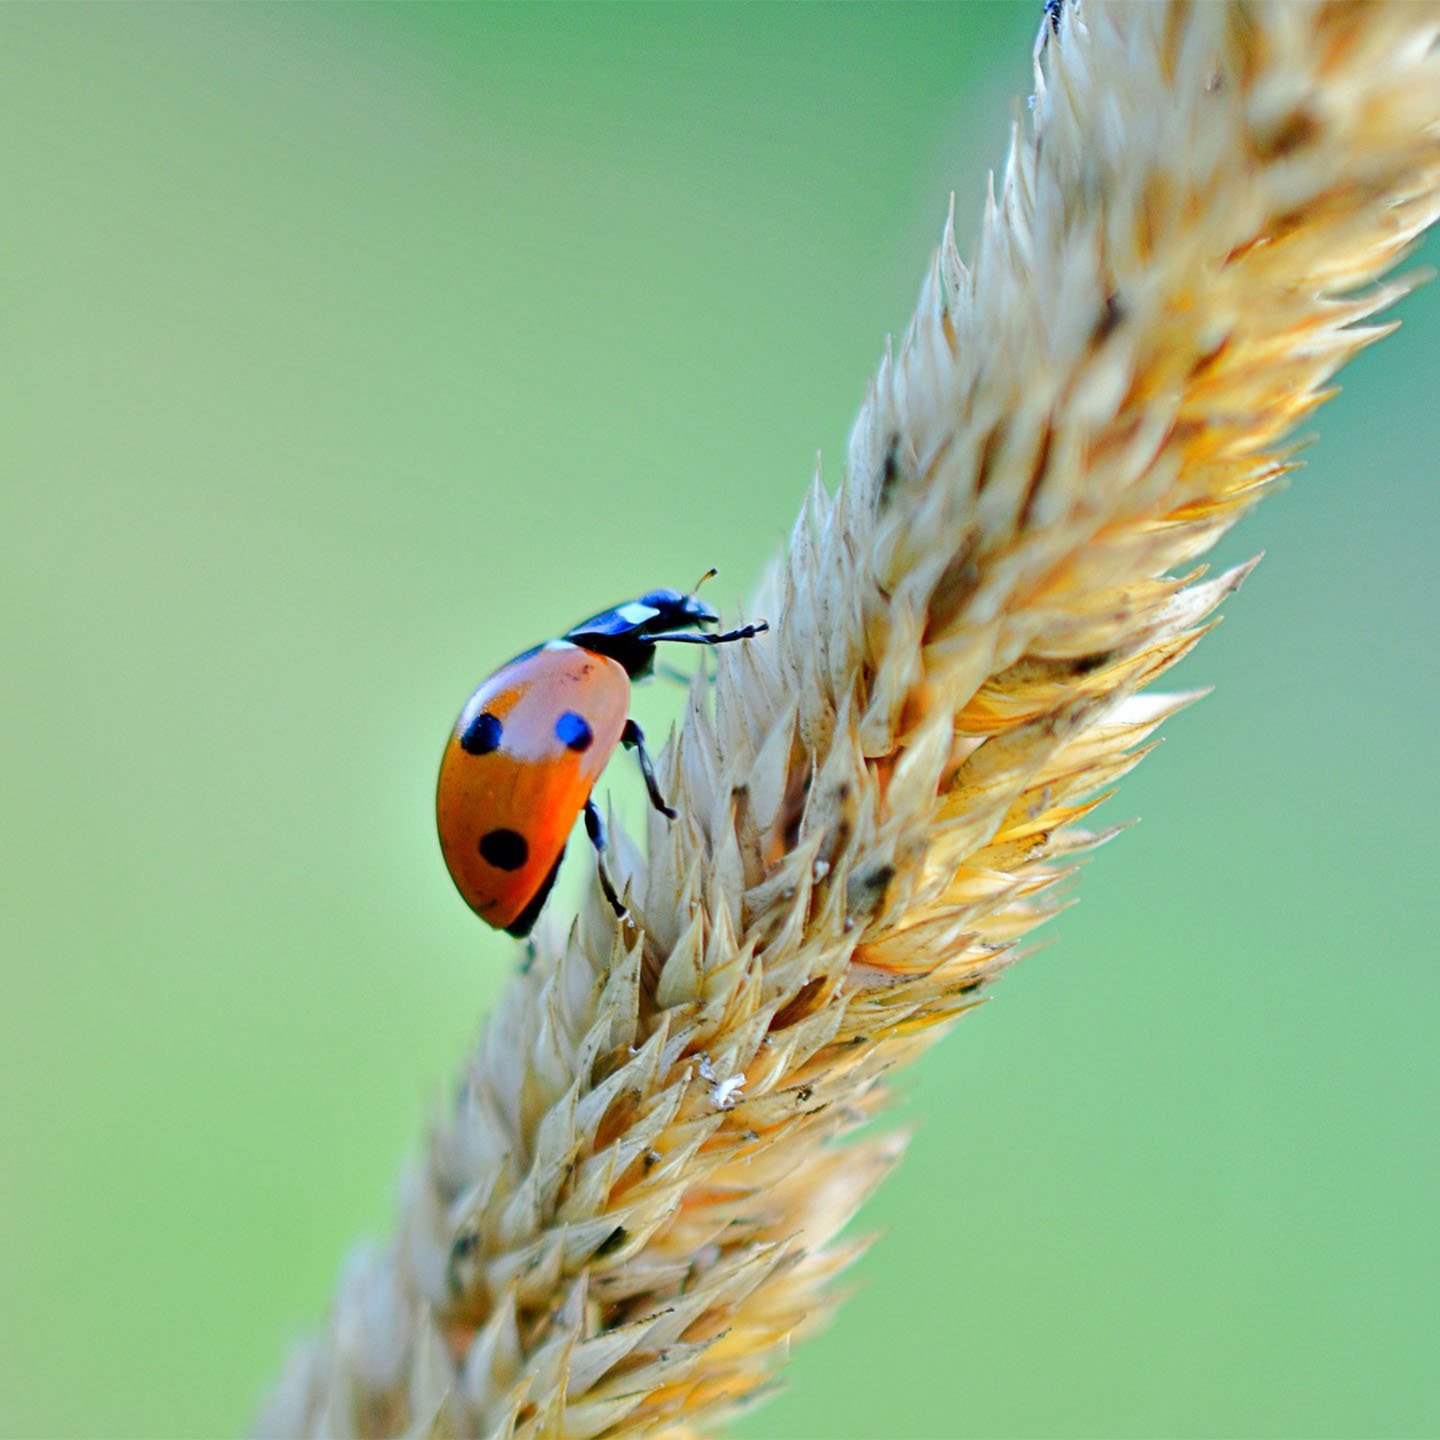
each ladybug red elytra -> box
[436,584,766,936]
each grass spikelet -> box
[257,3,1440,1435]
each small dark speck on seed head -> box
[1072,648,1116,676]
[1257,108,1319,161]
[974,421,1006,497]
[878,434,902,509]
[596,1225,629,1257]
[1094,291,1125,344]
[1017,423,1054,529]
[846,862,895,917]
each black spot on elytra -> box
[555,711,593,752]
[460,711,502,755]
[479,828,528,871]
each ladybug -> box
[436,584,767,936]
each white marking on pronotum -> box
[616,601,660,626]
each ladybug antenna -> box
[692,567,718,596]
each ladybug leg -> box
[656,660,711,686]
[622,719,677,819]
[655,620,769,647]
[656,659,723,688]
[583,797,628,919]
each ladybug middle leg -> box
[583,797,627,919]
[653,619,767,689]
[622,719,677,820]
[655,660,711,687]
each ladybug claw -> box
[597,864,627,921]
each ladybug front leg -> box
[583,797,628,919]
[621,719,677,820]
[654,621,769,647]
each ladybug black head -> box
[637,588,718,629]
[565,587,722,678]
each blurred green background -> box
[2,5,1436,1437]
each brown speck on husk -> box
[257,3,1440,1436]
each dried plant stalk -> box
[258,3,1440,1436]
